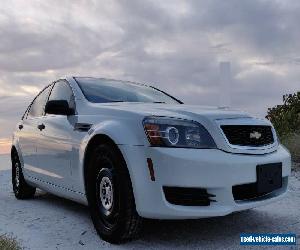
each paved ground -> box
[0,154,299,250]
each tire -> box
[86,143,142,244]
[11,150,36,199]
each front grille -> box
[221,125,274,147]
[232,178,283,201]
[232,182,259,200]
[163,186,216,206]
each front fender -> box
[83,119,147,147]
[77,119,148,196]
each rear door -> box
[18,85,53,180]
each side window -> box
[48,81,75,109]
[28,85,52,118]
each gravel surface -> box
[0,154,299,250]
[292,162,300,181]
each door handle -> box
[18,124,23,130]
[37,123,45,131]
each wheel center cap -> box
[99,176,113,211]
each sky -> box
[0,0,300,147]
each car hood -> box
[88,102,251,121]
[82,102,277,155]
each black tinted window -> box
[48,81,75,109]
[75,77,180,104]
[28,85,52,118]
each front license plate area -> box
[256,163,282,194]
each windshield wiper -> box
[152,101,166,104]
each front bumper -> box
[119,144,291,219]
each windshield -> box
[75,77,181,104]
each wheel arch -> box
[10,144,24,167]
[11,145,17,157]
[83,134,133,198]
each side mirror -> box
[45,100,74,116]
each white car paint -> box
[12,76,291,219]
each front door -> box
[35,80,77,190]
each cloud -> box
[0,0,299,138]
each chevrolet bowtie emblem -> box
[250,131,262,139]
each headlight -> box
[143,116,216,148]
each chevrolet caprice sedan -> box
[11,77,291,243]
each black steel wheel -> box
[86,143,142,244]
[11,150,36,199]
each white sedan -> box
[11,77,291,243]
